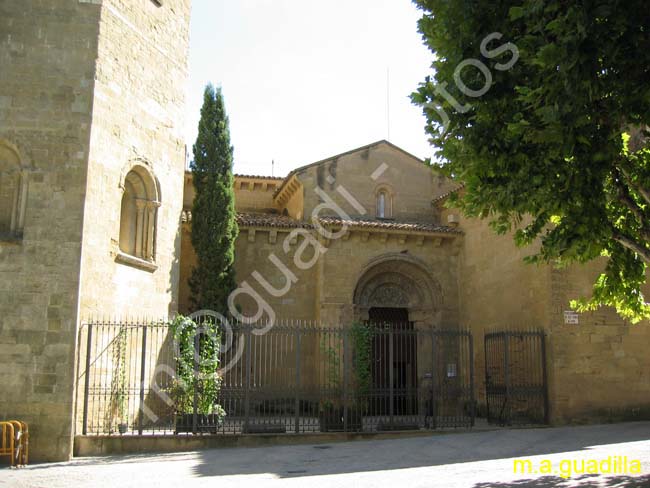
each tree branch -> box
[612,230,650,264]
[619,165,650,207]
[612,168,650,242]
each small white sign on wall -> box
[446,363,458,378]
[564,310,579,324]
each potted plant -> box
[170,315,226,434]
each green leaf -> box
[509,6,525,21]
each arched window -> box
[375,186,392,219]
[0,142,27,240]
[119,165,160,262]
[377,191,387,218]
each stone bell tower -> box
[0,0,192,461]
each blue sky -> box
[184,0,434,176]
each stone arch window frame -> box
[115,159,161,272]
[0,139,30,242]
[374,183,394,219]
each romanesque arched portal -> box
[353,253,443,327]
[352,253,445,417]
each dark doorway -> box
[367,307,417,415]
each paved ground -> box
[2,422,650,487]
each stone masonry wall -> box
[0,0,102,461]
[234,176,283,213]
[317,233,460,327]
[448,209,554,409]
[297,141,455,223]
[548,261,650,423]
[77,0,191,319]
[450,206,650,422]
[179,223,319,319]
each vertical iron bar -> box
[484,333,490,423]
[389,326,394,426]
[295,327,301,434]
[469,331,475,427]
[343,327,349,432]
[244,325,251,430]
[192,329,199,434]
[503,333,511,425]
[82,323,93,436]
[541,331,550,424]
[430,328,436,430]
[138,324,147,435]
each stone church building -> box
[180,140,650,435]
[1,0,649,463]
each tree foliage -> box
[411,0,650,322]
[190,84,238,314]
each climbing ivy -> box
[351,321,373,410]
[169,315,226,418]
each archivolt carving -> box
[367,283,411,308]
[353,253,442,310]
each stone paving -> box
[1,422,650,487]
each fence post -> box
[540,331,550,424]
[192,330,199,434]
[389,326,394,426]
[430,328,436,429]
[468,331,475,427]
[343,327,349,432]
[244,325,251,430]
[503,332,511,425]
[294,327,301,434]
[138,324,148,435]
[82,323,93,435]
[484,333,490,423]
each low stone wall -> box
[74,431,437,457]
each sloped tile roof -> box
[317,216,462,234]
[235,174,285,181]
[236,213,313,229]
[185,211,461,235]
[432,184,464,205]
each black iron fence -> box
[484,328,549,426]
[76,318,474,436]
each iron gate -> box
[484,329,549,425]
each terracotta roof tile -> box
[185,212,460,235]
[235,174,285,181]
[432,185,464,205]
[236,213,313,229]
[317,216,461,234]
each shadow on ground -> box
[473,473,650,487]
[189,422,650,479]
[15,422,650,482]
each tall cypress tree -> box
[189,84,238,314]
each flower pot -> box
[118,422,128,435]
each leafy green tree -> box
[189,84,238,314]
[411,0,650,322]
